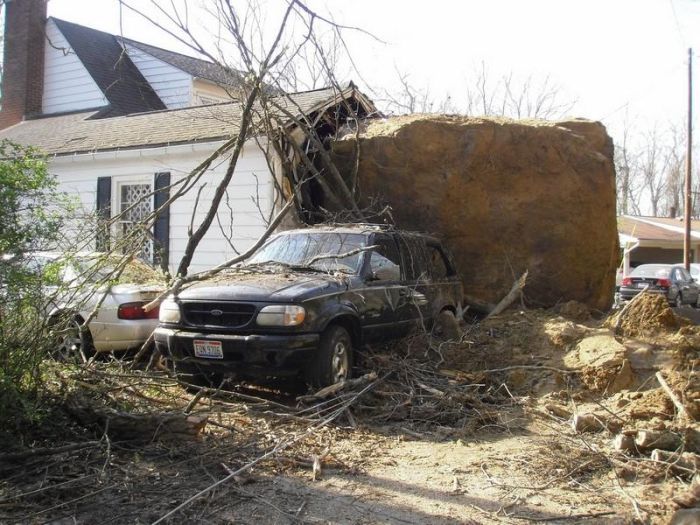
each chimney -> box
[0,0,47,130]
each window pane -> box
[248,232,367,273]
[370,235,401,280]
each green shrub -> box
[0,140,71,427]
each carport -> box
[617,215,700,275]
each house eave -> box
[48,136,269,162]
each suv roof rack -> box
[322,222,395,230]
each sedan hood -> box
[178,270,347,302]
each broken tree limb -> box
[0,441,101,463]
[66,398,208,442]
[613,287,648,339]
[486,271,528,319]
[297,372,378,403]
[635,430,682,452]
[656,371,693,421]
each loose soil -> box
[1,302,698,524]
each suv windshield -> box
[247,232,367,273]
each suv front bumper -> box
[154,327,320,377]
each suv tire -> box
[308,325,353,388]
[432,310,461,341]
[175,361,224,391]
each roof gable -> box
[121,38,243,88]
[50,18,166,116]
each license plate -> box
[637,283,648,289]
[193,340,223,359]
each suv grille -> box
[181,302,256,328]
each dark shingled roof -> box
[0,85,375,155]
[121,38,244,88]
[51,18,166,116]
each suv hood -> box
[178,270,348,302]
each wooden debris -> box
[67,397,208,442]
[672,476,700,508]
[635,430,682,452]
[651,449,700,475]
[572,413,621,433]
[657,371,694,421]
[613,286,648,339]
[613,433,637,453]
[669,508,700,525]
[545,403,572,419]
[486,271,528,319]
[297,372,378,403]
[0,441,101,463]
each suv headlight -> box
[256,305,306,326]
[159,298,181,323]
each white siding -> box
[124,44,192,109]
[49,142,274,275]
[192,79,235,105]
[42,19,108,114]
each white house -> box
[0,0,375,274]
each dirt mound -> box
[608,294,682,336]
[555,300,591,321]
[564,334,635,393]
[330,115,618,310]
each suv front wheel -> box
[308,325,353,388]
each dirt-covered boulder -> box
[330,115,619,310]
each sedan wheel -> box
[52,316,92,363]
[674,293,683,308]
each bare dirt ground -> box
[1,296,698,524]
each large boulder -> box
[330,115,618,310]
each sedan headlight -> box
[158,298,181,324]
[256,305,306,326]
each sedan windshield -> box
[247,232,368,273]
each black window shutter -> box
[96,176,111,251]
[153,172,171,272]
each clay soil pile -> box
[331,115,619,310]
[607,292,684,336]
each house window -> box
[117,182,153,262]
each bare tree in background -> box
[661,123,687,217]
[381,69,455,114]
[381,61,576,119]
[463,62,577,119]
[612,119,696,218]
[615,117,643,215]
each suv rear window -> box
[397,235,429,281]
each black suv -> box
[154,225,463,387]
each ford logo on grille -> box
[210,309,224,316]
